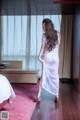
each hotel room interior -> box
[0,0,80,120]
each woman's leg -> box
[54,83,59,102]
[38,78,42,99]
[37,63,44,101]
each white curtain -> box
[1,15,61,76]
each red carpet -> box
[1,83,39,120]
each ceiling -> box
[0,0,80,15]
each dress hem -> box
[42,86,59,98]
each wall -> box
[0,16,2,62]
[72,6,80,92]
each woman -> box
[0,74,16,109]
[38,18,60,102]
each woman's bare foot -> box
[54,96,59,102]
[34,96,40,103]
[36,98,40,103]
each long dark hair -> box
[43,18,58,51]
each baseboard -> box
[39,77,72,83]
[60,78,72,83]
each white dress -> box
[41,32,60,98]
[0,74,16,104]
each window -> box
[1,15,61,76]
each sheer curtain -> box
[1,15,61,76]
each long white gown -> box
[41,32,60,98]
[0,74,16,104]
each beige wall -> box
[72,6,80,92]
[0,16,2,62]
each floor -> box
[31,82,80,120]
[1,81,80,120]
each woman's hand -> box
[38,57,45,64]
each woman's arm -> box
[57,32,61,45]
[38,43,45,63]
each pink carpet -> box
[1,83,39,120]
